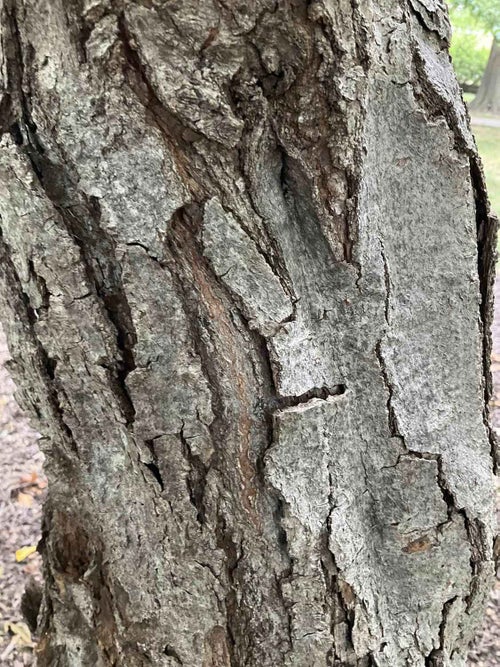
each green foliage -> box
[449,0,500,39]
[448,1,493,87]
[450,31,491,87]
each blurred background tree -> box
[449,0,500,112]
[448,0,500,221]
[449,2,491,92]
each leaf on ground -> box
[16,492,33,507]
[2,621,33,647]
[15,546,37,562]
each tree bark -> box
[0,1,497,666]
[470,38,500,115]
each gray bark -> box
[470,39,500,115]
[0,1,497,666]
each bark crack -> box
[179,421,209,525]
[0,227,78,453]
[5,3,138,429]
[143,437,165,493]
[271,384,346,412]
[470,157,499,472]
[379,239,391,326]
[375,332,486,619]
[424,596,458,666]
[375,339,404,444]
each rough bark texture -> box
[0,1,497,666]
[469,39,500,115]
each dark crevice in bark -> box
[379,240,391,326]
[5,6,45,181]
[142,461,164,492]
[470,157,499,472]
[375,339,404,443]
[0,227,78,452]
[55,201,136,427]
[424,596,458,666]
[0,89,14,136]
[9,119,23,145]
[226,85,300,306]
[163,645,183,665]
[320,530,357,666]
[48,195,137,428]
[54,201,137,427]
[163,207,254,661]
[179,422,209,525]
[6,2,138,430]
[165,204,296,662]
[117,12,207,202]
[375,331,486,617]
[214,513,240,667]
[434,455,457,522]
[143,438,165,492]
[462,517,489,611]
[272,384,346,410]
[62,0,109,67]
[20,578,43,634]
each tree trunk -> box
[0,1,497,666]
[470,38,500,115]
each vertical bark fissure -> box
[4,3,45,177]
[164,205,296,662]
[116,13,207,201]
[230,106,299,305]
[375,199,487,640]
[0,227,77,451]
[375,340,403,443]
[5,3,138,430]
[53,200,138,428]
[178,421,209,525]
[408,10,497,479]
[470,157,499,472]
[424,595,458,666]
